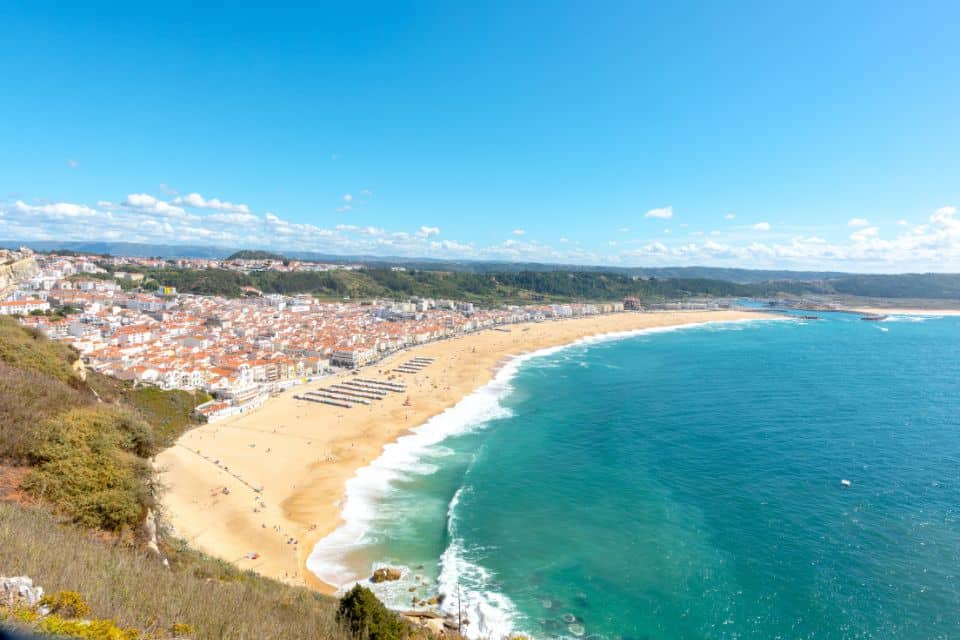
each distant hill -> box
[6,240,960,300]
[4,239,856,281]
[139,266,764,302]
[0,240,232,259]
[226,249,286,261]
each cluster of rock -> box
[1,575,45,609]
[370,567,403,583]
[369,567,461,636]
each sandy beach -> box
[156,310,770,593]
[850,307,960,316]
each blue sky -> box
[2,1,959,271]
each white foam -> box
[882,314,940,323]
[307,316,780,619]
[438,537,519,640]
[306,350,525,588]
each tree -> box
[336,585,406,640]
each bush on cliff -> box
[337,585,407,640]
[22,405,155,531]
[0,361,88,461]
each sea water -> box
[308,313,960,639]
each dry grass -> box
[0,316,79,384]
[0,361,89,461]
[0,502,352,640]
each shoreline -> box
[849,307,960,316]
[156,310,774,595]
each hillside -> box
[112,266,762,302]
[226,249,286,261]
[0,316,212,531]
[0,316,419,640]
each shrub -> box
[168,622,194,637]
[336,585,407,640]
[22,406,155,530]
[37,614,140,639]
[8,604,41,624]
[40,590,92,618]
[124,387,211,448]
[0,361,89,461]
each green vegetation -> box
[0,315,416,640]
[146,268,252,296]
[22,405,155,531]
[826,273,960,299]
[40,591,93,618]
[0,317,207,531]
[226,249,286,261]
[122,386,212,447]
[337,585,409,640]
[136,266,763,303]
[87,256,960,303]
[0,361,87,460]
[0,316,79,383]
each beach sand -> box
[156,310,770,594]
[850,307,960,316]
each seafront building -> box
[6,253,628,420]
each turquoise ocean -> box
[308,312,960,639]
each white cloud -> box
[933,205,957,220]
[173,192,251,214]
[512,229,526,235]
[618,227,630,233]
[753,222,771,231]
[343,194,353,202]
[850,226,879,242]
[67,159,79,169]
[13,200,101,219]
[848,218,870,228]
[645,206,673,219]
[7,190,960,272]
[207,211,260,226]
[724,213,736,220]
[429,239,474,254]
[122,193,187,218]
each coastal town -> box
[3,249,647,421]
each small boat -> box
[841,479,852,487]
[860,315,887,321]
[799,315,821,320]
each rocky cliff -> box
[0,252,40,298]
